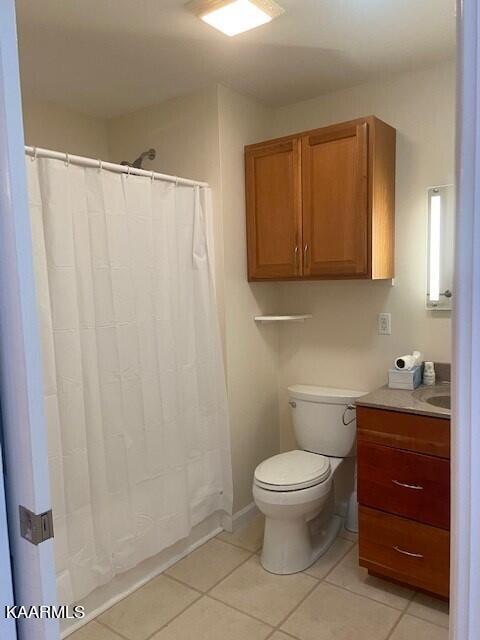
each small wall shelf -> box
[254,315,313,323]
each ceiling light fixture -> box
[187,0,285,37]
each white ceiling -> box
[16,0,456,119]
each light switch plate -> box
[378,312,392,335]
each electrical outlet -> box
[378,313,392,335]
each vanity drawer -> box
[357,441,450,529]
[359,506,450,598]
[356,406,450,458]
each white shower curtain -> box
[26,156,232,604]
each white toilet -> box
[253,384,366,575]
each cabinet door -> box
[245,139,302,280]
[302,121,368,277]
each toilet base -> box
[260,513,343,575]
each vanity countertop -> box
[356,383,451,420]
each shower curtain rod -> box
[24,146,209,188]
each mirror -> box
[426,185,455,310]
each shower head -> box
[121,148,156,169]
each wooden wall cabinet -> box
[245,116,396,281]
[356,406,450,599]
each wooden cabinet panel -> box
[357,406,450,599]
[359,507,450,598]
[357,405,450,458]
[357,441,450,529]
[245,139,302,280]
[302,122,368,277]
[370,120,396,278]
[244,116,396,282]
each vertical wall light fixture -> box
[429,191,442,303]
[426,185,455,310]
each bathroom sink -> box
[425,395,451,410]
[412,384,451,411]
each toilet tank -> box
[288,385,367,457]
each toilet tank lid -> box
[288,384,368,404]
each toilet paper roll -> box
[395,354,419,370]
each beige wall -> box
[106,88,222,185]
[217,86,280,512]
[272,63,455,450]
[22,98,109,159]
[21,61,455,512]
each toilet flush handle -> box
[342,404,357,426]
[288,401,296,408]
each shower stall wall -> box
[26,150,233,610]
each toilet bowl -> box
[253,452,343,574]
[253,385,366,575]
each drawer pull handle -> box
[392,480,424,491]
[393,545,424,559]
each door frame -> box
[0,0,477,639]
[450,1,480,638]
[0,1,58,638]
[0,433,16,640]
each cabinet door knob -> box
[393,545,424,559]
[304,244,309,262]
[392,480,424,491]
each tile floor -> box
[71,515,449,640]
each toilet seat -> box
[254,450,331,492]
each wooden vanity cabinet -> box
[245,116,396,281]
[356,406,451,599]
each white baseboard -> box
[61,513,224,638]
[63,504,260,637]
[221,501,259,533]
